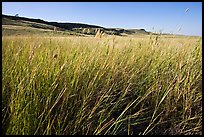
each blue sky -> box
[2,2,202,36]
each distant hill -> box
[2,14,150,36]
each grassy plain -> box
[2,34,202,135]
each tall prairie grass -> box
[2,35,202,135]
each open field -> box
[2,34,202,135]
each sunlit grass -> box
[2,35,202,135]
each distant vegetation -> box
[2,14,150,36]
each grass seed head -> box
[53,53,58,59]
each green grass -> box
[2,25,86,37]
[2,34,202,135]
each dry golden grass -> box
[2,34,202,135]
